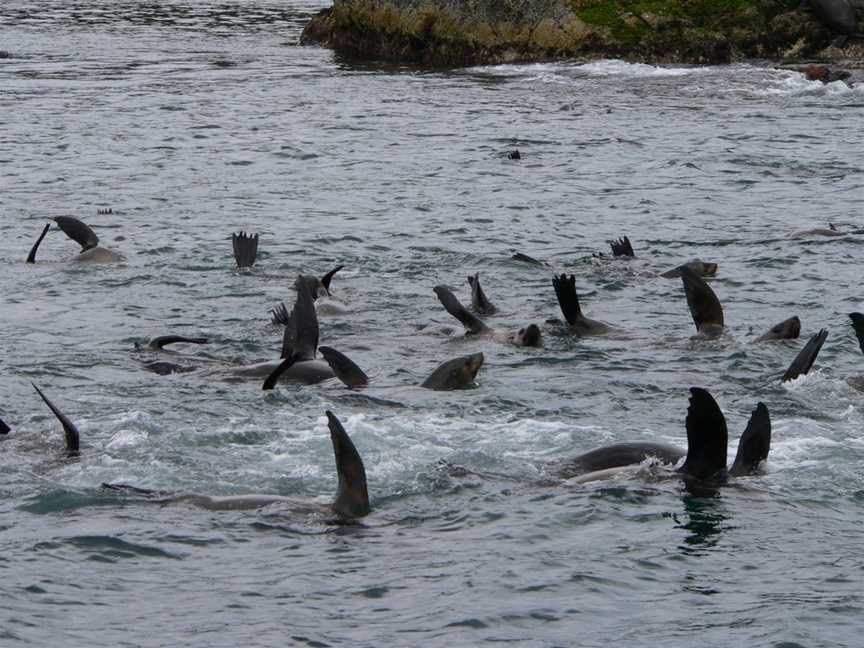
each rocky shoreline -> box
[300,0,864,71]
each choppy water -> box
[2,2,864,646]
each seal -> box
[552,274,612,336]
[781,329,828,382]
[31,383,81,457]
[43,216,122,262]
[609,236,634,258]
[850,312,864,354]
[559,388,771,484]
[102,410,371,517]
[753,316,801,342]
[660,260,718,279]
[269,266,346,317]
[232,231,259,268]
[0,416,9,435]
[421,352,484,390]
[433,285,541,347]
[135,335,210,375]
[791,223,844,238]
[678,265,724,337]
[467,273,497,315]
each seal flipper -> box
[467,273,497,315]
[552,274,583,326]
[318,346,369,388]
[320,265,344,294]
[729,403,771,477]
[849,313,864,355]
[232,231,259,268]
[262,352,302,390]
[433,286,490,335]
[1,417,9,435]
[679,387,728,480]
[782,329,828,382]
[26,223,51,263]
[327,411,370,518]
[271,302,290,327]
[678,265,724,334]
[31,383,80,456]
[53,216,99,252]
[609,236,634,258]
[148,335,209,350]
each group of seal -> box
[10,220,861,519]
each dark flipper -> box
[327,411,370,518]
[1,417,9,434]
[679,387,728,480]
[318,346,369,388]
[552,274,582,326]
[232,231,259,268]
[279,277,319,360]
[729,403,771,477]
[148,335,209,350]
[270,302,290,327]
[849,313,864,355]
[609,236,635,258]
[781,329,828,382]
[262,352,301,391]
[679,265,724,333]
[31,383,80,456]
[54,216,99,252]
[320,265,344,294]
[467,273,497,315]
[101,482,173,500]
[26,223,51,263]
[511,252,544,266]
[433,286,490,335]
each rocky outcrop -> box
[300,0,864,66]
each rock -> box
[796,64,852,82]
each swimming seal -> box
[552,274,612,336]
[421,352,484,390]
[467,273,497,315]
[678,265,724,337]
[433,285,541,347]
[232,231,259,268]
[791,223,844,238]
[135,335,209,375]
[31,383,81,457]
[781,329,828,382]
[103,410,371,517]
[559,388,770,484]
[660,260,718,279]
[753,316,801,342]
[44,216,122,262]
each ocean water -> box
[1,2,863,646]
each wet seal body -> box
[792,223,844,238]
[754,316,801,342]
[678,265,724,337]
[661,260,718,279]
[136,335,209,375]
[55,216,122,262]
[421,352,484,390]
[468,273,496,315]
[434,285,541,347]
[103,411,371,518]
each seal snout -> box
[520,324,542,347]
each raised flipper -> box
[232,231,259,268]
[729,403,771,477]
[609,236,635,258]
[31,383,80,456]
[753,316,801,342]
[26,223,51,263]
[327,411,370,518]
[320,265,344,295]
[270,302,290,327]
[781,329,828,382]
[318,347,368,388]
[262,352,302,390]
[849,313,864,355]
[54,216,99,252]
[467,273,497,315]
[433,286,490,335]
[148,335,209,350]
[279,276,319,360]
[552,274,583,326]
[1,416,9,435]
[679,265,724,334]
[679,387,728,480]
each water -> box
[2,2,864,646]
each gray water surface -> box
[2,2,864,646]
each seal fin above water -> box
[54,216,99,252]
[320,265,344,294]
[678,265,724,334]
[0,416,9,435]
[467,273,496,315]
[609,236,634,258]
[433,286,490,335]
[552,274,583,326]
[26,223,51,264]
[262,352,302,390]
[849,313,864,355]
[279,276,319,360]
[729,403,771,477]
[147,335,209,350]
[781,329,828,382]
[679,387,728,480]
[318,346,369,388]
[511,252,544,266]
[232,231,259,268]
[31,383,80,456]
[327,411,370,518]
